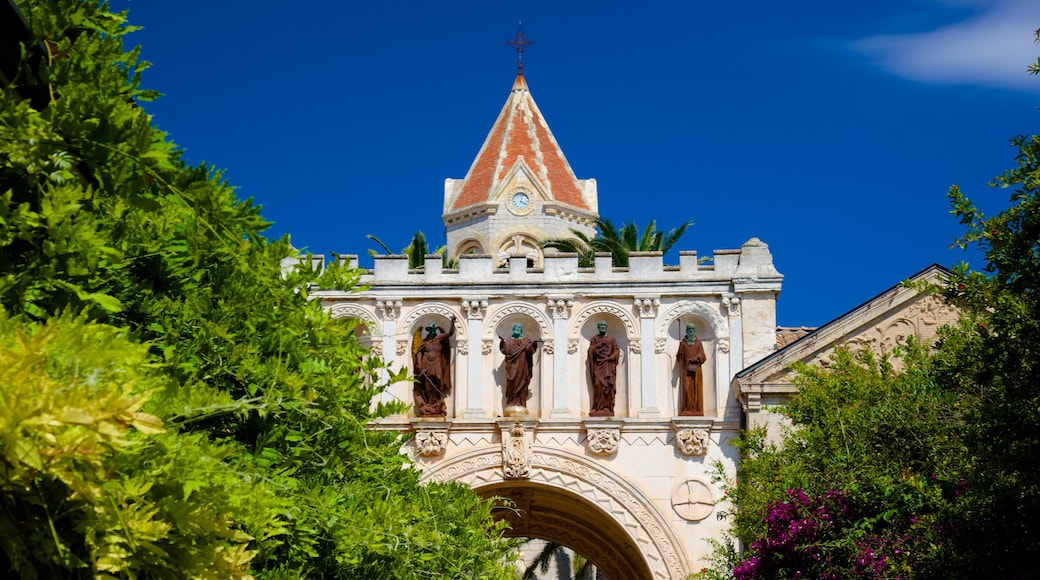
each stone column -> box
[462,298,488,418]
[723,294,742,418]
[376,299,402,405]
[634,297,661,417]
[547,296,573,417]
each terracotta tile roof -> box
[776,326,817,349]
[450,73,589,211]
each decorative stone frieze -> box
[376,299,402,320]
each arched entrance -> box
[421,446,691,580]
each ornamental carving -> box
[542,340,554,355]
[722,294,741,317]
[567,339,579,355]
[658,300,730,344]
[503,422,531,479]
[570,302,638,339]
[376,300,402,320]
[910,294,958,327]
[462,299,488,319]
[415,430,448,456]
[718,337,730,354]
[672,478,715,521]
[482,339,493,356]
[327,304,379,333]
[586,428,620,455]
[675,429,709,456]
[369,342,383,357]
[547,298,573,319]
[634,297,661,319]
[655,338,667,354]
[396,340,408,357]
[457,341,468,356]
[630,339,641,354]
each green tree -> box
[1,1,516,578]
[540,217,692,267]
[367,230,452,269]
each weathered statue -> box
[676,323,706,416]
[412,315,456,417]
[499,323,541,411]
[588,320,620,417]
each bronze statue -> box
[412,315,456,417]
[499,323,541,411]
[588,320,620,417]
[676,323,706,416]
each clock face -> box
[511,192,530,209]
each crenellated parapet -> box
[311,237,782,422]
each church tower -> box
[442,64,599,266]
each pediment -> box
[737,264,957,390]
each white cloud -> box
[854,0,1040,93]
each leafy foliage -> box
[540,217,692,267]
[1,1,516,578]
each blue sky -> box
[110,0,1039,327]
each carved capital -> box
[482,339,493,356]
[396,340,408,357]
[630,339,641,354]
[370,342,383,357]
[377,299,402,320]
[457,341,469,356]
[586,428,620,455]
[718,337,730,354]
[567,339,579,355]
[654,338,666,354]
[546,298,574,319]
[462,299,488,320]
[415,430,448,457]
[722,294,742,317]
[634,297,661,319]
[675,429,710,456]
[542,340,554,355]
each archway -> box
[421,446,691,580]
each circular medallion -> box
[671,478,715,521]
[508,191,533,215]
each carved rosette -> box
[634,297,660,319]
[672,478,715,521]
[482,339,493,356]
[462,299,488,319]
[675,429,710,456]
[415,430,448,457]
[586,428,620,455]
[503,422,531,479]
[377,299,402,320]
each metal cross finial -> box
[507,25,533,73]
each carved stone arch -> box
[455,235,488,258]
[421,446,691,580]
[570,301,639,340]
[494,231,545,267]
[399,302,466,339]
[327,304,380,336]
[657,300,729,342]
[485,302,552,339]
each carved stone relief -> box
[376,299,402,320]
[722,294,741,317]
[671,478,715,521]
[503,422,531,479]
[634,297,661,318]
[586,428,621,455]
[675,429,710,456]
[482,339,493,356]
[462,299,488,319]
[630,339,641,354]
[567,339,579,355]
[547,298,574,319]
[415,430,448,456]
[457,341,468,356]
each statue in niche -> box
[499,323,541,413]
[588,320,620,417]
[676,323,706,416]
[412,315,456,417]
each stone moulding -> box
[421,445,691,580]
